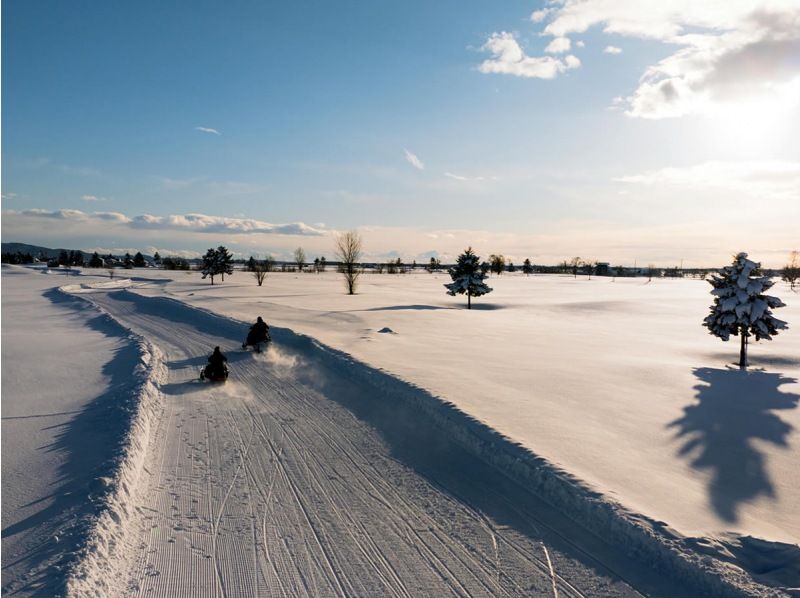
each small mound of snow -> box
[377,327,396,334]
[60,279,133,294]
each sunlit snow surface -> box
[3,264,799,595]
[132,267,800,544]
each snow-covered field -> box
[3,264,799,596]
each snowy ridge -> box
[55,286,167,597]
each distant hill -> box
[2,242,94,261]
[2,242,152,261]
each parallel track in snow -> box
[84,290,648,597]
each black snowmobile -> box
[200,347,229,382]
[200,363,228,382]
[242,318,271,353]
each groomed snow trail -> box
[83,290,668,597]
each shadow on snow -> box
[668,367,799,523]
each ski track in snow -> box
[74,289,662,597]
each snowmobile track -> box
[73,289,688,597]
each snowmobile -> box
[242,329,271,353]
[200,363,229,382]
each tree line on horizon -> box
[3,243,799,293]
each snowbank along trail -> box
[64,287,694,597]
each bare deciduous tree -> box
[252,258,269,286]
[335,231,363,295]
[489,254,505,275]
[782,250,799,291]
[294,247,306,272]
[569,256,581,278]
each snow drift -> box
[53,285,167,597]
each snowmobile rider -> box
[243,316,270,348]
[206,346,227,378]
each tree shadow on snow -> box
[2,289,144,597]
[362,304,454,311]
[463,302,505,310]
[668,367,799,523]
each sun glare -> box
[706,79,800,154]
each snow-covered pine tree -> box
[522,258,533,276]
[201,247,219,284]
[445,247,492,309]
[217,246,234,281]
[703,252,787,368]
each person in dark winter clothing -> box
[204,346,228,379]
[243,316,270,348]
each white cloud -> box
[81,194,107,202]
[615,160,800,199]
[143,246,201,259]
[195,126,221,135]
[478,32,581,79]
[4,209,328,236]
[576,40,585,48]
[404,149,425,170]
[530,8,551,23]
[545,36,572,54]
[2,192,18,200]
[444,172,495,182]
[536,0,800,118]
[603,45,623,54]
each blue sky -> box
[3,1,799,265]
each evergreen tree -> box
[201,248,219,284]
[480,261,490,275]
[444,247,493,309]
[319,256,327,272]
[507,262,516,273]
[246,256,257,272]
[133,251,146,267]
[124,252,134,268]
[153,251,162,265]
[89,252,103,268]
[58,250,70,266]
[703,252,787,369]
[522,258,533,275]
[217,246,234,281]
